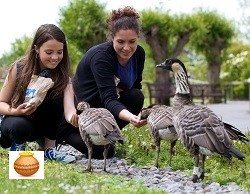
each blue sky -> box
[0,0,242,56]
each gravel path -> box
[59,144,248,194]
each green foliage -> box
[223,43,250,81]
[170,14,200,56]
[190,10,235,61]
[68,43,83,74]
[0,36,31,67]
[141,10,174,44]
[140,40,155,82]
[173,14,198,32]
[221,42,250,99]
[59,0,108,55]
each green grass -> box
[119,125,250,191]
[1,124,250,193]
[0,151,164,194]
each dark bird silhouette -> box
[156,58,247,183]
[77,101,123,172]
[139,104,178,168]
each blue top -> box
[115,55,137,90]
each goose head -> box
[139,107,151,120]
[139,104,166,120]
[77,101,90,115]
[156,58,190,94]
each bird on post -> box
[139,104,178,168]
[156,58,246,183]
[77,101,123,172]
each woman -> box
[0,24,76,163]
[57,6,147,159]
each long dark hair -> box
[11,24,70,107]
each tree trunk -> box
[206,38,224,103]
[144,26,171,104]
[143,27,191,104]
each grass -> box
[0,150,164,194]
[1,125,250,193]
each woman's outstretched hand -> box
[129,115,147,128]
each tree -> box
[190,11,235,102]
[141,10,199,83]
[140,10,198,104]
[58,0,108,68]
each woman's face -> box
[113,29,138,65]
[36,39,64,70]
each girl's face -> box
[36,39,64,70]
[112,29,138,65]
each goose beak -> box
[156,62,172,71]
[156,62,165,68]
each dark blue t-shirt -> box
[115,55,137,90]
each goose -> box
[156,58,246,183]
[77,101,123,172]
[140,104,247,169]
[139,104,178,168]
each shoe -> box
[57,143,86,159]
[10,143,26,151]
[44,147,76,164]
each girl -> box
[0,24,75,163]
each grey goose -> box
[140,104,247,170]
[156,58,246,183]
[77,101,123,172]
[140,104,178,168]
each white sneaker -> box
[44,147,76,164]
[10,143,26,151]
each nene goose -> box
[140,104,247,169]
[77,101,123,172]
[156,58,246,183]
[140,104,178,168]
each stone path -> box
[57,145,248,194]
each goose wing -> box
[148,106,175,135]
[173,104,232,154]
[78,108,123,144]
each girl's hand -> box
[16,103,37,115]
[69,113,79,127]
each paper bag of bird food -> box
[24,75,54,108]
